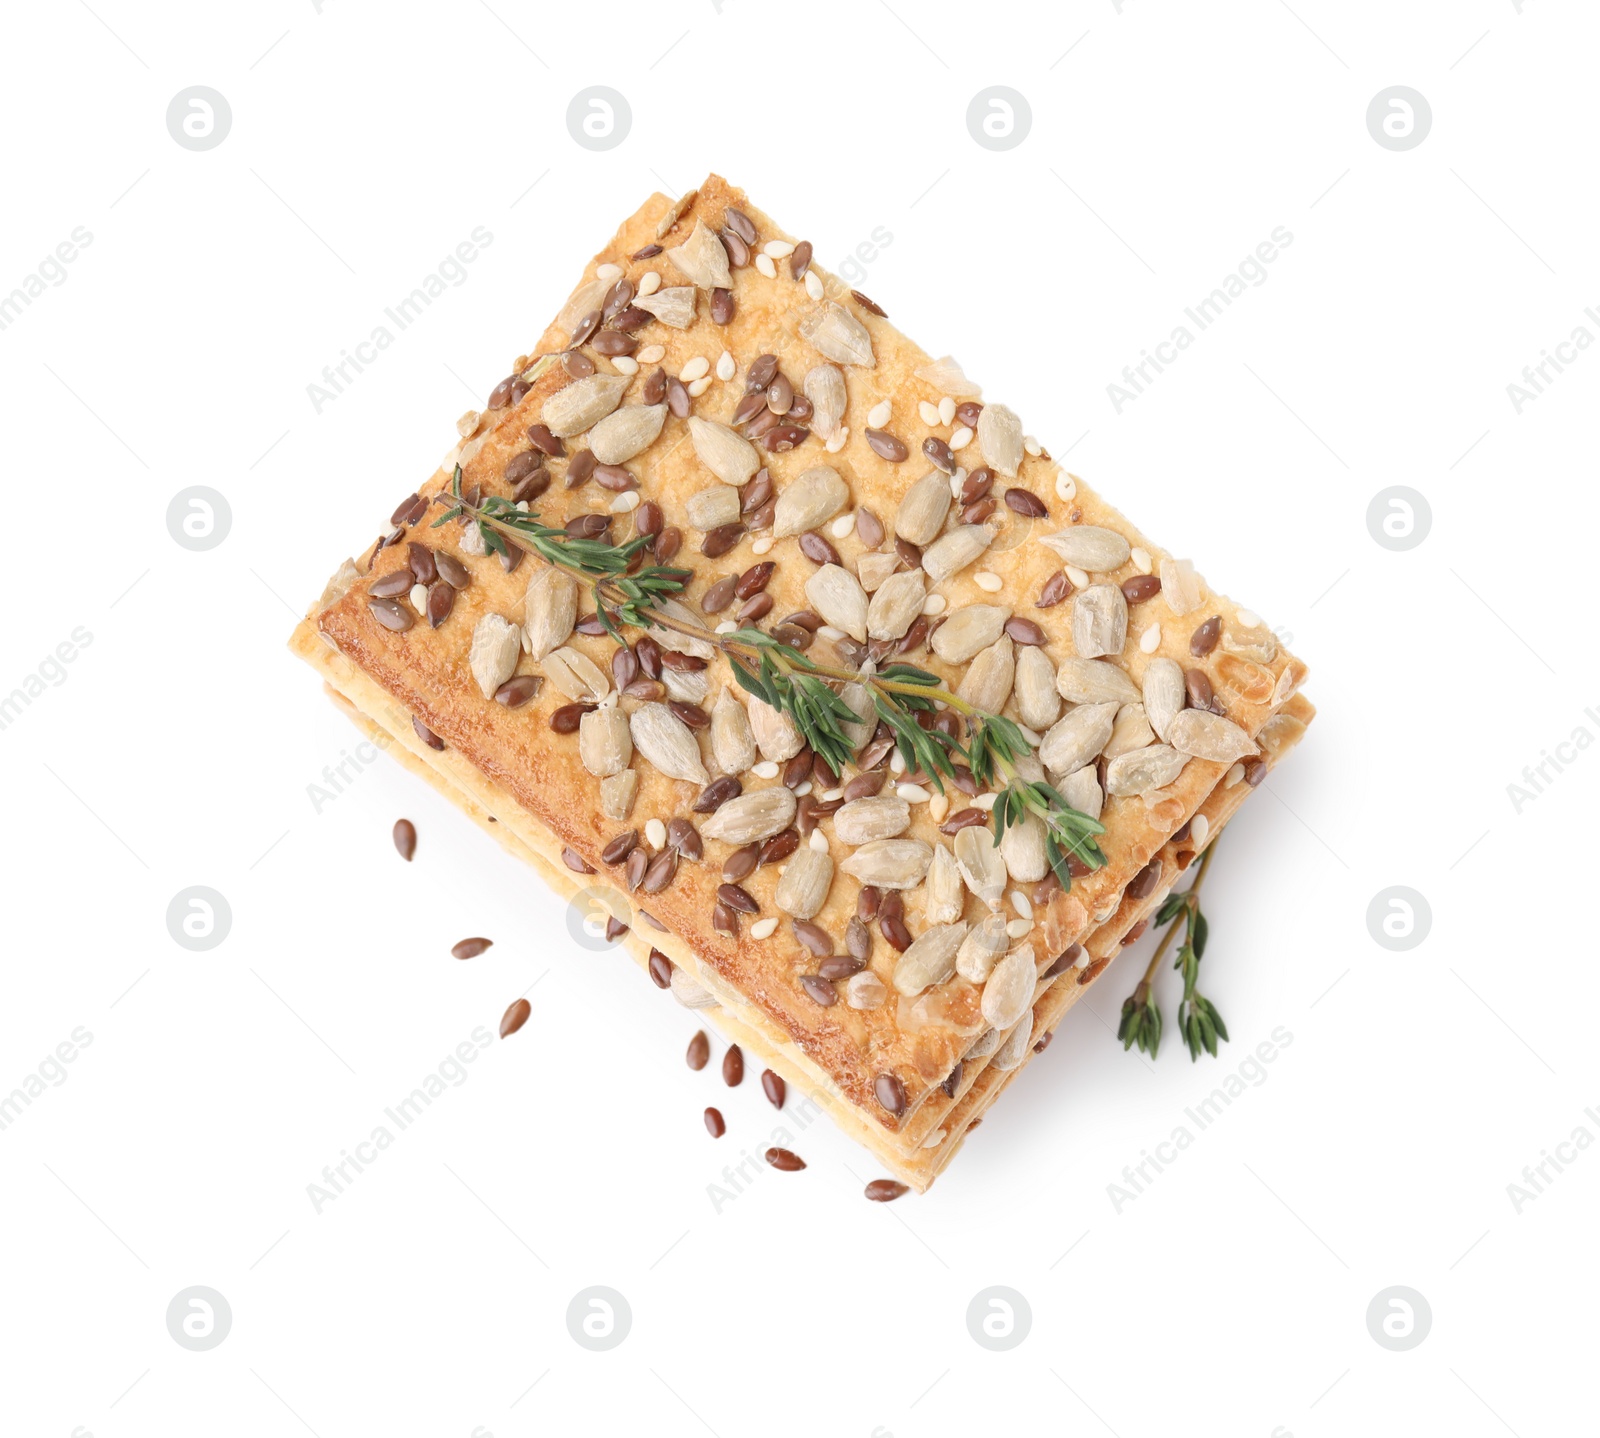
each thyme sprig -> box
[1117,841,1229,1061]
[430,474,1107,888]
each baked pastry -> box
[290,174,1311,1191]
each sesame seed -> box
[948,473,964,499]
[1023,435,1042,457]
[1055,472,1077,502]
[679,355,710,382]
[830,513,855,539]
[1237,608,1262,628]
[918,400,941,426]
[637,343,666,364]
[1010,890,1032,918]
[645,818,667,847]
[922,594,947,616]
[596,262,623,281]
[949,425,973,450]
[1192,814,1211,844]
[715,350,736,381]
[808,828,829,852]
[750,536,774,555]
[1139,622,1161,654]
[821,788,843,801]
[611,491,641,513]
[1074,947,1092,969]
[889,750,907,775]
[1130,547,1152,574]
[974,571,1002,593]
[896,783,931,803]
[752,761,780,779]
[1006,918,1034,940]
[817,624,846,642]
[795,781,812,797]
[825,426,848,453]
[1225,763,1245,788]
[750,917,778,940]
[1065,565,1089,589]
[974,793,998,811]
[409,583,428,612]
[804,271,824,301]
[687,376,712,397]
[637,271,662,296]
[755,254,778,279]
[715,621,738,634]
[1015,724,1042,745]
[938,397,956,426]
[928,793,949,823]
[612,355,640,376]
[764,239,796,258]
[867,399,892,428]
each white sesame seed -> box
[1192,814,1211,845]
[817,624,846,642]
[715,350,736,381]
[1015,724,1042,745]
[1010,890,1033,919]
[596,262,623,282]
[831,513,855,539]
[949,425,973,450]
[752,760,780,779]
[974,792,998,811]
[1139,622,1161,654]
[1055,472,1077,502]
[1225,763,1245,788]
[679,355,709,383]
[636,343,665,364]
[1006,918,1034,939]
[1130,546,1152,575]
[750,536,774,555]
[715,621,738,635]
[687,376,712,397]
[928,792,949,823]
[825,425,848,453]
[409,583,428,612]
[1074,947,1092,969]
[821,788,843,802]
[611,355,639,376]
[938,396,956,426]
[1023,435,1042,456]
[949,473,964,499]
[750,917,778,940]
[515,500,531,512]
[795,781,813,797]
[645,818,667,847]
[755,253,778,279]
[764,239,795,258]
[897,783,931,803]
[637,270,662,296]
[918,400,941,426]
[974,571,1003,593]
[867,399,892,428]
[1065,565,1089,589]
[804,270,824,301]
[889,750,906,775]
[1237,608,1262,628]
[611,491,641,513]
[922,594,947,616]
[808,828,829,853]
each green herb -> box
[430,477,1106,888]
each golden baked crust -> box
[298,173,1311,1147]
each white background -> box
[2,1,1595,1434]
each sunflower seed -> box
[856,551,902,594]
[893,922,968,996]
[685,485,742,532]
[542,645,611,702]
[600,770,638,821]
[587,403,666,465]
[976,402,1024,478]
[866,569,927,641]
[1221,618,1278,665]
[966,1026,1003,1060]
[893,470,952,546]
[798,302,875,367]
[834,795,911,845]
[664,220,731,290]
[803,363,847,441]
[747,694,804,762]
[556,278,609,336]
[628,702,710,784]
[841,838,932,890]
[579,705,632,777]
[1161,557,1206,616]
[1053,657,1142,706]
[1104,703,1156,762]
[836,681,876,751]
[1013,646,1061,731]
[1040,701,1119,776]
[1040,525,1131,572]
[930,604,1010,664]
[541,373,630,438]
[991,1013,1034,1071]
[701,786,798,844]
[1167,709,1259,763]
[1141,657,1185,741]
[921,525,993,585]
[1060,764,1102,821]
[957,636,1015,714]
[1104,743,1187,796]
[468,614,522,698]
[955,913,1010,983]
[954,826,1007,910]
[981,946,1034,1029]
[1072,583,1128,659]
[688,416,761,486]
[912,842,960,926]
[774,466,849,538]
[847,970,888,1009]
[522,566,578,661]
[999,812,1049,882]
[632,285,697,327]
[711,689,757,774]
[774,847,834,919]
[670,967,717,1010]
[805,564,869,643]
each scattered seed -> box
[392,819,416,861]
[761,1069,787,1108]
[722,1045,744,1085]
[765,1147,805,1171]
[499,999,531,1038]
[452,937,492,960]
[704,1107,726,1138]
